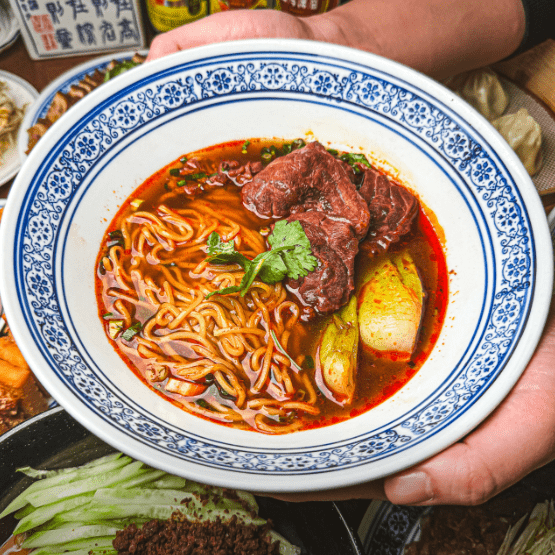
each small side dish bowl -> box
[0,407,364,555]
[0,39,552,493]
[16,49,148,162]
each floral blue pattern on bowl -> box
[1,40,552,492]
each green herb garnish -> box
[175,173,208,186]
[121,322,141,341]
[339,152,372,173]
[241,140,250,154]
[185,172,207,181]
[103,60,142,82]
[205,220,317,298]
[281,139,305,156]
[267,219,317,281]
[261,145,278,164]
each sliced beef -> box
[242,141,370,241]
[286,212,358,314]
[241,141,419,316]
[358,166,419,254]
[222,159,264,186]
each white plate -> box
[0,71,37,187]
[0,197,6,335]
[17,50,148,161]
[0,40,552,493]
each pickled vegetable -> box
[319,295,359,404]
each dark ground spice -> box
[402,459,555,555]
[112,513,281,555]
[404,504,512,555]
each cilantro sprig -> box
[205,220,317,298]
[339,152,372,173]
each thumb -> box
[383,427,555,506]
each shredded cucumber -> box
[24,460,144,508]
[0,455,131,518]
[14,469,170,534]
[5,453,301,555]
[23,525,121,548]
[14,492,95,533]
[143,474,186,489]
[29,536,115,555]
[16,453,124,480]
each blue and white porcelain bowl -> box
[0,40,552,493]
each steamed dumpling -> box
[492,108,543,176]
[443,68,509,121]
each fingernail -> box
[389,471,434,505]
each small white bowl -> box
[0,70,38,186]
[0,39,552,493]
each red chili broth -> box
[95,139,448,432]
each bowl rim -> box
[1,38,552,492]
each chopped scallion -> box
[188,172,207,180]
[121,323,141,341]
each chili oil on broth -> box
[95,138,448,434]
